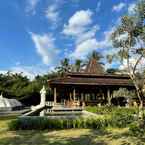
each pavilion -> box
[48,57,134,106]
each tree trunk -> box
[136,88,144,119]
[128,71,144,119]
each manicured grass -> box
[0,116,16,131]
[0,116,145,145]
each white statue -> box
[0,93,3,99]
[31,86,46,111]
[40,85,46,106]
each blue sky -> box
[0,0,137,79]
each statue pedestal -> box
[40,110,45,116]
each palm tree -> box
[74,59,84,72]
[56,58,71,76]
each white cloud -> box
[76,25,100,44]
[96,1,101,12]
[45,4,59,23]
[30,33,59,65]
[63,9,115,61]
[63,10,93,36]
[128,3,136,15]
[63,9,120,61]
[99,27,115,49]
[112,2,126,12]
[0,64,55,80]
[11,65,49,80]
[0,67,36,80]
[117,32,128,41]
[25,0,40,15]
[63,9,102,59]
[119,57,145,73]
[76,26,114,59]
[11,66,37,80]
[71,39,99,59]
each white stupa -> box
[0,93,22,111]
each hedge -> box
[8,113,135,130]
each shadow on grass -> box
[0,130,108,145]
[0,129,145,145]
[103,129,145,145]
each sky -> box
[0,0,137,79]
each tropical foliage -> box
[0,72,56,105]
[108,0,145,117]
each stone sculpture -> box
[31,86,46,113]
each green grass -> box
[0,116,145,145]
[85,106,137,115]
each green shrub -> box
[8,119,20,130]
[109,112,134,128]
[129,122,145,136]
[8,116,107,130]
[129,120,145,136]
[9,107,138,130]
[86,106,136,128]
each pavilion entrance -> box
[51,85,115,107]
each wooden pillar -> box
[69,92,72,101]
[81,93,83,101]
[102,92,105,100]
[54,87,57,104]
[107,89,111,106]
[73,88,76,101]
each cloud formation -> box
[30,33,59,65]
[25,0,40,15]
[63,9,101,59]
[45,4,59,23]
[128,3,136,15]
[96,1,101,12]
[112,2,126,12]
[63,10,93,36]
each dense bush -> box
[108,112,135,128]
[129,119,145,136]
[8,114,135,130]
[8,107,137,130]
[85,106,137,128]
[9,116,108,130]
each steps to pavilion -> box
[45,103,83,116]
[22,102,83,118]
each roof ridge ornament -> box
[84,57,104,74]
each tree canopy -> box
[108,0,145,117]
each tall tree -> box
[56,58,71,76]
[73,59,84,72]
[108,0,145,118]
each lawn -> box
[0,116,145,145]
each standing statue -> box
[31,86,47,111]
[0,93,3,99]
[40,86,46,106]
